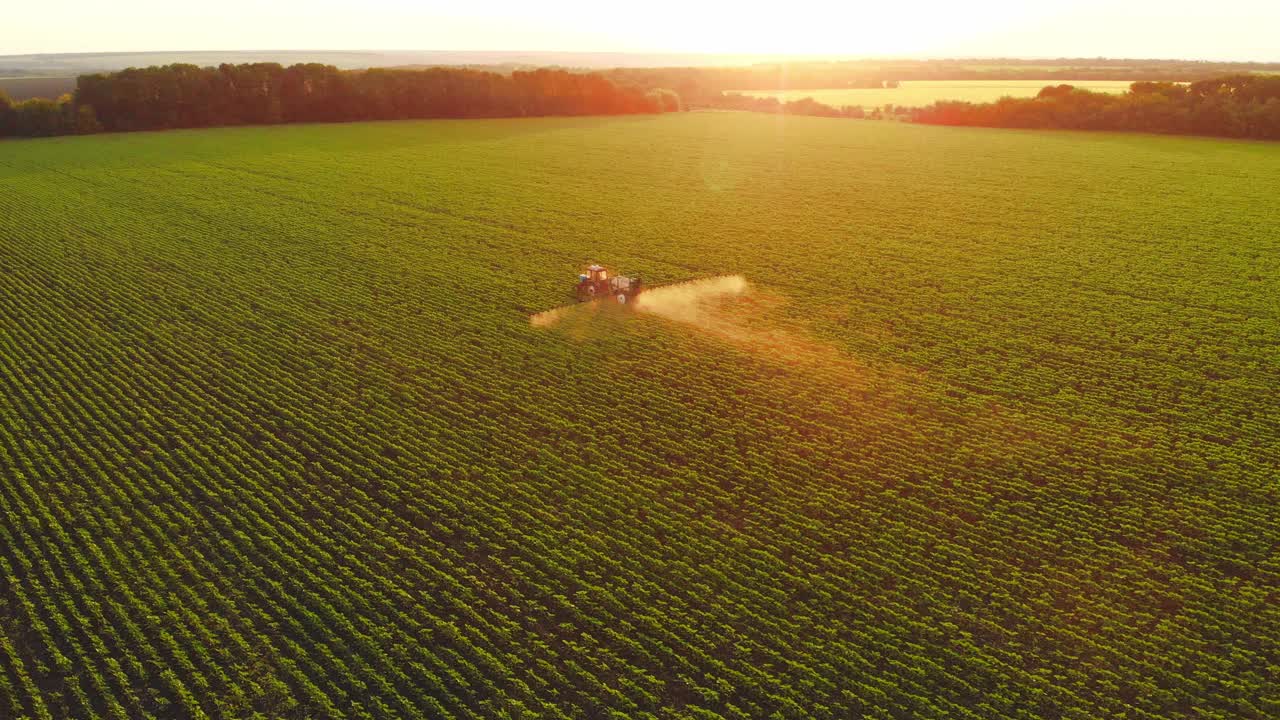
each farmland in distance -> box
[736,79,1136,107]
[0,113,1278,718]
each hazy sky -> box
[4,0,1278,61]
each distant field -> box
[963,65,1078,71]
[736,79,1137,107]
[0,114,1277,718]
[0,76,76,101]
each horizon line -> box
[2,49,1279,65]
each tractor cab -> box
[576,263,643,304]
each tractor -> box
[576,264,643,304]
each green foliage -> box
[715,92,867,119]
[913,74,1280,140]
[6,95,71,136]
[73,104,102,135]
[0,89,10,136]
[0,114,1276,718]
[0,63,667,139]
[0,77,78,103]
[731,80,1133,109]
[604,59,1280,106]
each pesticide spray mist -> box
[529,275,749,330]
[531,274,852,371]
[633,275,749,324]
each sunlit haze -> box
[4,0,1278,60]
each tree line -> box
[605,66,892,105]
[0,89,97,136]
[713,92,868,119]
[600,59,1280,106]
[0,63,676,139]
[910,75,1280,140]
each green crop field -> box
[0,113,1277,719]
[736,80,1136,107]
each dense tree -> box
[604,66,889,106]
[7,95,72,137]
[0,62,666,139]
[912,74,1280,140]
[74,104,102,134]
[713,92,866,119]
[602,60,1280,107]
[0,88,11,135]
